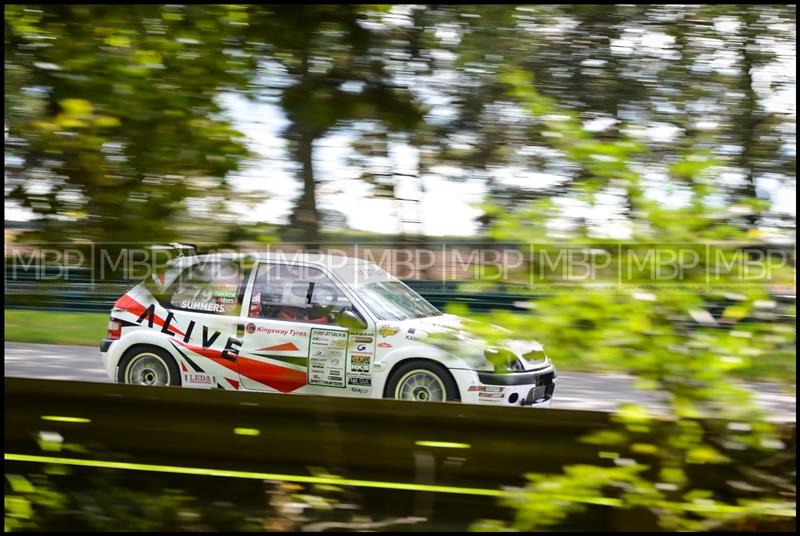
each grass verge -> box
[5,309,108,346]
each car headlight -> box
[521,349,549,367]
[484,347,524,372]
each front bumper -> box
[452,365,557,408]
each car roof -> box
[180,252,371,269]
[167,251,397,286]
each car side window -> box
[169,261,245,315]
[249,264,353,325]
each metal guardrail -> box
[5,377,796,531]
[3,377,614,530]
[3,266,540,313]
[6,377,612,486]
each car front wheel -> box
[384,360,460,402]
[117,346,181,387]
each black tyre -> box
[384,360,460,402]
[117,345,181,387]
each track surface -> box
[4,342,795,421]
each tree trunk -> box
[295,132,320,248]
[737,7,760,228]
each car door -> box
[237,262,367,393]
[161,257,252,389]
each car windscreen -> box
[356,280,440,321]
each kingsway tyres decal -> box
[250,326,308,337]
[135,303,241,361]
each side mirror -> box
[337,309,367,331]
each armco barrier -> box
[4,377,796,531]
[3,267,540,313]
[5,268,795,323]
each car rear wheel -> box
[384,360,459,402]
[117,346,180,387]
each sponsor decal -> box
[185,373,213,384]
[377,342,392,348]
[353,336,373,343]
[404,328,427,342]
[378,326,400,337]
[468,385,505,392]
[246,323,256,334]
[182,372,216,389]
[213,289,237,299]
[348,377,372,387]
[350,386,369,394]
[308,328,348,388]
[127,299,185,337]
[349,338,373,356]
[349,354,370,374]
[249,326,308,337]
[181,300,227,313]
[134,299,240,362]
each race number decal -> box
[308,328,348,388]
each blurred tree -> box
[409,5,794,235]
[5,4,254,244]
[723,5,795,226]
[243,5,424,245]
[6,5,792,244]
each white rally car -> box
[100,252,556,407]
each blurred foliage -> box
[5,5,255,244]
[414,5,795,233]
[459,67,796,531]
[7,5,794,243]
[4,464,423,532]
